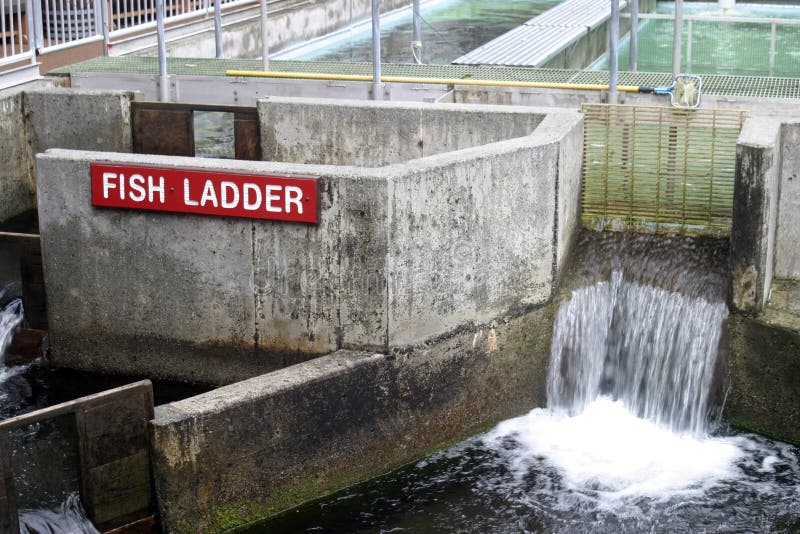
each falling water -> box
[0,296,23,363]
[251,231,800,533]
[547,271,729,435]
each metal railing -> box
[0,0,36,67]
[581,104,748,236]
[622,12,800,77]
[1,0,249,66]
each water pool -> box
[594,2,800,76]
[274,0,562,65]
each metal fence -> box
[621,12,800,77]
[1,0,246,65]
[1,0,36,66]
[581,103,748,236]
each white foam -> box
[487,398,744,503]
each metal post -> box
[630,0,638,71]
[100,0,110,54]
[686,19,693,72]
[156,0,168,101]
[260,0,268,70]
[609,0,619,104]
[371,0,382,99]
[24,0,35,63]
[32,0,43,49]
[214,0,222,58]
[411,0,421,64]
[769,22,777,77]
[673,0,683,78]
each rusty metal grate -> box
[581,104,748,236]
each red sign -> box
[91,163,319,224]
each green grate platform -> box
[50,57,800,100]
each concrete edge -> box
[152,350,385,424]
[738,117,783,149]
[36,148,381,181]
[259,95,573,117]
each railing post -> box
[156,0,169,101]
[686,19,693,72]
[260,0,268,70]
[769,22,777,77]
[214,0,222,58]
[100,0,110,53]
[673,0,683,78]
[630,0,638,72]
[371,0,382,100]
[411,0,421,64]
[25,0,37,62]
[32,0,43,49]
[609,0,619,104]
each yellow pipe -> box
[225,70,644,93]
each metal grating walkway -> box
[50,57,800,100]
[453,0,627,67]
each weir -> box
[253,231,799,533]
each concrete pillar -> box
[730,118,783,313]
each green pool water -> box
[275,0,562,65]
[595,2,800,77]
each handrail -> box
[621,12,800,25]
[225,70,646,93]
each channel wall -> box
[35,99,583,384]
[0,84,133,223]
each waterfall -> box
[0,298,24,363]
[547,270,729,435]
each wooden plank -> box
[83,397,149,467]
[20,236,47,330]
[0,381,152,433]
[88,451,152,529]
[133,108,194,157]
[5,328,48,365]
[0,432,19,534]
[235,112,261,161]
[103,515,157,534]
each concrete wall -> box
[725,314,800,445]
[122,0,408,59]
[730,118,782,313]
[776,121,800,279]
[36,102,583,384]
[25,88,134,156]
[0,86,34,224]
[150,303,554,533]
[259,98,547,166]
[0,84,131,225]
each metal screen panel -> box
[581,104,747,236]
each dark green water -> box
[277,0,561,65]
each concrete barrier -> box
[0,84,133,224]
[36,101,582,384]
[150,304,554,533]
[730,117,782,313]
[123,0,408,59]
[776,121,800,279]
